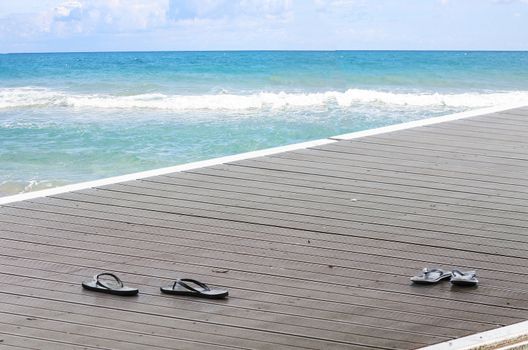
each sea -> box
[1,51,528,197]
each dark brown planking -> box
[0,268,512,348]
[49,188,528,250]
[2,214,526,288]
[0,333,107,350]
[224,158,528,210]
[2,222,528,305]
[251,151,528,186]
[2,237,526,323]
[310,139,528,168]
[153,166,528,221]
[3,211,528,295]
[1,219,528,322]
[0,301,337,350]
[4,197,528,290]
[367,129,528,155]
[2,254,512,330]
[0,272,479,338]
[0,280,438,349]
[4,194,520,271]
[1,107,528,349]
[96,181,528,231]
[113,177,528,226]
[1,201,528,300]
[0,278,425,349]
[3,228,526,313]
[299,141,528,172]
[10,197,528,270]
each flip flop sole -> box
[82,281,139,296]
[411,274,451,284]
[160,287,228,299]
[411,279,441,284]
[451,280,478,287]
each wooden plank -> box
[459,113,528,127]
[313,139,528,168]
[121,177,528,225]
[279,145,528,178]
[160,167,528,221]
[0,283,472,339]
[270,151,528,200]
[492,109,528,118]
[370,128,528,154]
[0,300,322,350]
[442,118,528,133]
[2,240,526,323]
[2,223,528,306]
[4,200,528,276]
[350,137,528,164]
[10,197,528,269]
[431,120,528,139]
[55,187,528,247]
[226,158,528,209]
[0,333,105,350]
[1,256,504,332]
[4,227,528,326]
[0,279,426,349]
[3,211,527,295]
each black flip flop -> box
[411,268,452,284]
[450,270,478,286]
[161,278,228,299]
[82,273,139,296]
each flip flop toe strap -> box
[173,278,211,293]
[422,268,444,278]
[452,269,463,278]
[452,270,477,279]
[95,273,124,289]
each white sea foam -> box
[0,179,68,196]
[1,87,528,110]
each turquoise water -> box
[1,51,528,196]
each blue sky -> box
[0,0,527,53]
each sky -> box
[0,0,527,53]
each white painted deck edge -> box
[1,102,526,205]
[419,320,528,350]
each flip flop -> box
[82,273,139,296]
[161,278,228,299]
[411,268,452,284]
[450,270,478,286]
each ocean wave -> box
[1,87,527,110]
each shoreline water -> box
[2,102,525,205]
[2,50,528,197]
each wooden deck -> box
[1,107,528,349]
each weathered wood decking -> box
[1,107,528,349]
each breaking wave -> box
[1,87,528,110]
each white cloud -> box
[0,0,294,41]
[53,1,82,21]
[167,0,292,21]
[0,0,169,39]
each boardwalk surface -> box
[1,107,528,349]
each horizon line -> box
[3,49,528,55]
